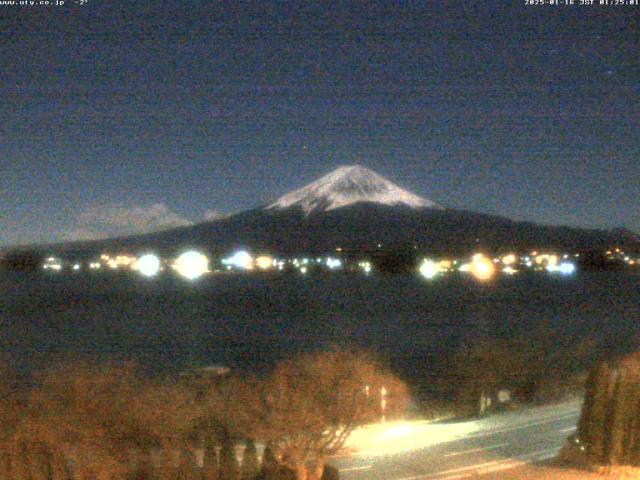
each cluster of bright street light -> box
[42,246,591,282]
[419,254,497,281]
[467,254,496,281]
[222,250,254,270]
[134,250,349,279]
[419,259,442,280]
[546,262,576,275]
[132,251,210,280]
[455,254,496,281]
[419,252,578,282]
[172,251,210,279]
[135,254,161,278]
[42,257,62,271]
[606,248,638,267]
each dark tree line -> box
[445,330,596,417]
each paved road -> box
[333,399,582,480]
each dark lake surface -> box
[1,270,639,382]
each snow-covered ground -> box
[343,418,481,457]
[333,398,583,479]
[343,398,582,458]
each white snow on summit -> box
[267,165,442,215]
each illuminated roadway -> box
[333,398,581,480]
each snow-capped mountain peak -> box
[267,165,442,215]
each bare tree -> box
[216,349,409,480]
[449,329,595,416]
[22,360,151,479]
[128,378,202,480]
[17,360,201,480]
[0,351,408,480]
[0,362,22,480]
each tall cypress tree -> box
[580,353,640,466]
[202,433,219,480]
[242,439,259,480]
[620,380,640,465]
[32,443,53,480]
[582,360,611,463]
[603,373,625,465]
[259,444,278,478]
[177,448,200,480]
[10,441,32,480]
[628,381,640,464]
[577,362,598,439]
[219,432,240,480]
[0,446,10,480]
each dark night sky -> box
[1,1,638,247]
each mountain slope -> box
[10,166,639,259]
[42,203,639,259]
[267,165,441,214]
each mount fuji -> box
[16,165,639,259]
[266,165,441,214]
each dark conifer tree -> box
[578,353,640,466]
[579,360,612,463]
[202,433,219,480]
[241,439,259,480]
[219,432,240,480]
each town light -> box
[535,254,559,266]
[255,255,273,270]
[546,262,576,275]
[419,259,441,280]
[136,254,161,277]
[102,254,137,270]
[222,250,253,270]
[559,262,576,275]
[439,260,452,270]
[469,254,495,281]
[174,251,209,280]
[502,254,517,265]
[326,257,342,269]
[43,257,63,271]
[359,261,372,274]
[502,266,518,275]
